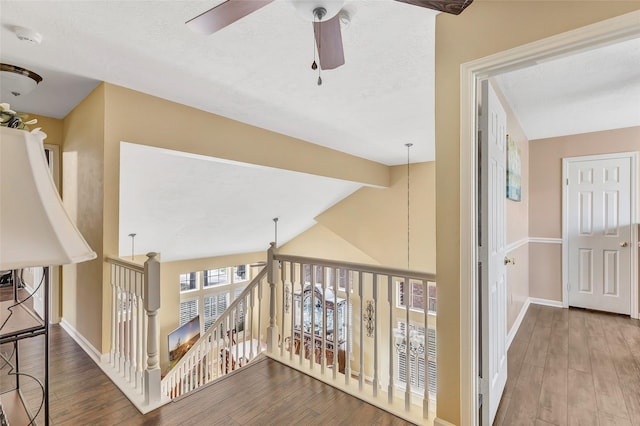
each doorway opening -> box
[459,11,640,425]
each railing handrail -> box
[160,266,268,385]
[107,256,145,273]
[273,253,436,282]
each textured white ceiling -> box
[0,0,437,165]
[119,142,364,261]
[494,37,640,141]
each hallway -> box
[495,304,640,425]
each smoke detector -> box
[14,26,42,44]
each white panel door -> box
[568,155,632,314]
[479,80,508,425]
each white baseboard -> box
[529,297,564,308]
[507,298,530,349]
[59,318,108,363]
[434,417,457,426]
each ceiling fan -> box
[186,0,473,71]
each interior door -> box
[567,155,633,315]
[479,80,508,425]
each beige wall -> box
[312,162,436,272]
[435,3,639,423]
[61,85,105,349]
[280,224,379,264]
[57,81,391,354]
[529,126,640,238]
[529,126,640,302]
[31,114,63,148]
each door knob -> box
[620,241,629,248]
[504,257,515,265]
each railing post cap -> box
[269,242,275,249]
[146,252,159,259]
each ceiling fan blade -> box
[313,15,345,70]
[186,0,275,35]
[394,0,474,15]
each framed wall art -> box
[506,135,521,201]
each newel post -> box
[143,252,161,405]
[266,242,279,353]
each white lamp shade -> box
[0,126,96,269]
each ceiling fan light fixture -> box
[0,63,43,97]
[290,0,346,22]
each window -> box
[428,285,437,314]
[337,268,353,292]
[204,268,229,287]
[180,273,197,292]
[233,265,248,283]
[203,293,228,331]
[179,299,198,326]
[234,288,246,332]
[396,321,436,399]
[398,280,437,314]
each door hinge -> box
[566,178,569,186]
[478,376,489,404]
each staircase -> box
[104,244,437,424]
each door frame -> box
[44,143,62,324]
[561,152,638,318]
[459,11,640,426]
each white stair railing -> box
[106,252,162,408]
[161,266,269,399]
[267,245,437,423]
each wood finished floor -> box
[494,304,640,426]
[1,323,413,425]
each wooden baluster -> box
[404,276,411,411]
[332,267,338,380]
[131,271,137,389]
[118,268,125,373]
[388,275,394,403]
[359,271,364,391]
[321,266,326,374]
[249,288,254,358]
[289,262,295,361]
[310,264,315,370]
[423,279,429,418]
[373,273,378,397]
[127,269,133,382]
[345,270,350,385]
[266,242,278,352]
[298,263,304,366]
[111,264,117,367]
[135,270,142,391]
[257,271,263,359]
[280,261,286,357]
[144,252,161,405]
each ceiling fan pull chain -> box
[313,7,324,86]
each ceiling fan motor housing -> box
[290,0,346,22]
